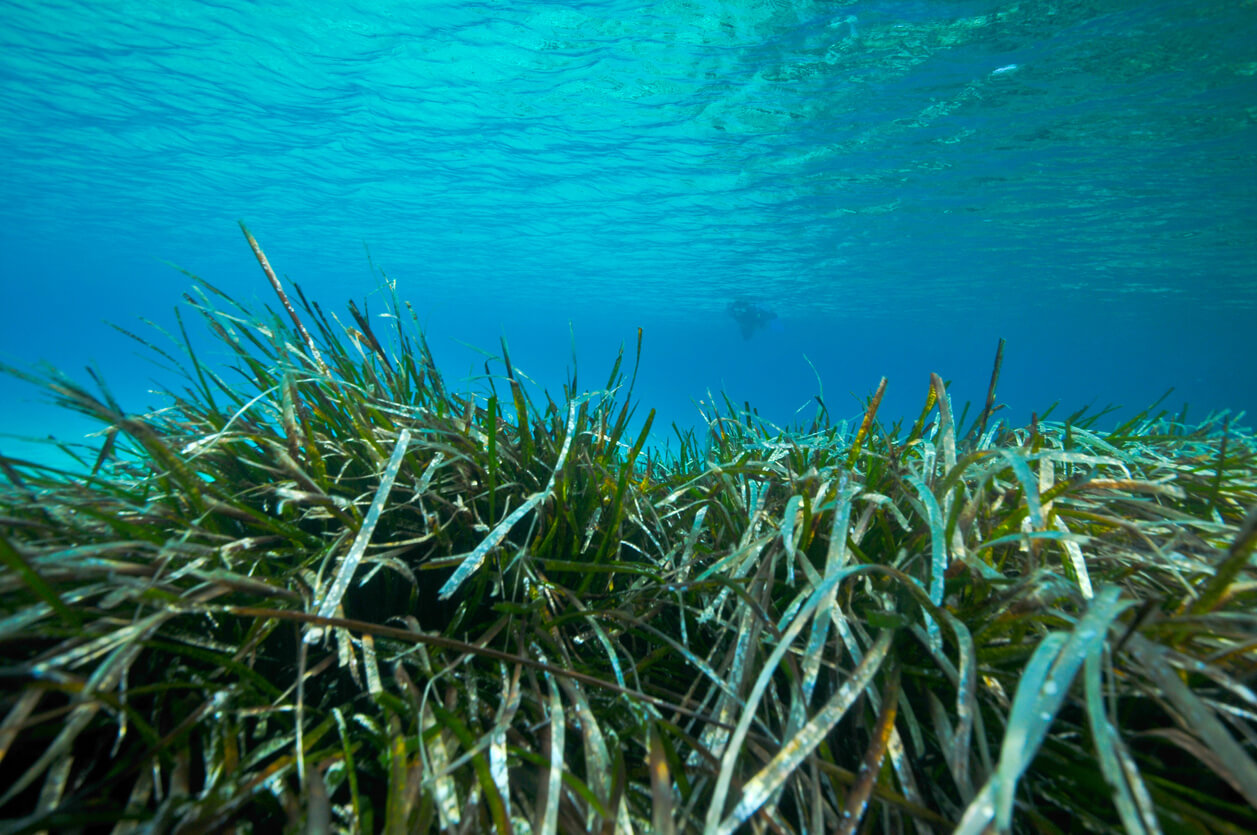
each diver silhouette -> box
[727,299,777,340]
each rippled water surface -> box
[2,0,1254,460]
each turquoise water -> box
[2,0,1254,465]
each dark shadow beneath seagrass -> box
[1,224,1255,833]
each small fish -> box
[727,298,778,340]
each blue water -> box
[2,0,1255,466]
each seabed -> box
[1,226,1254,833]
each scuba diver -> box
[727,298,778,340]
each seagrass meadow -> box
[1,228,1256,834]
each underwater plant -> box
[0,226,1254,833]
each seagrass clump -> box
[0,227,1254,833]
